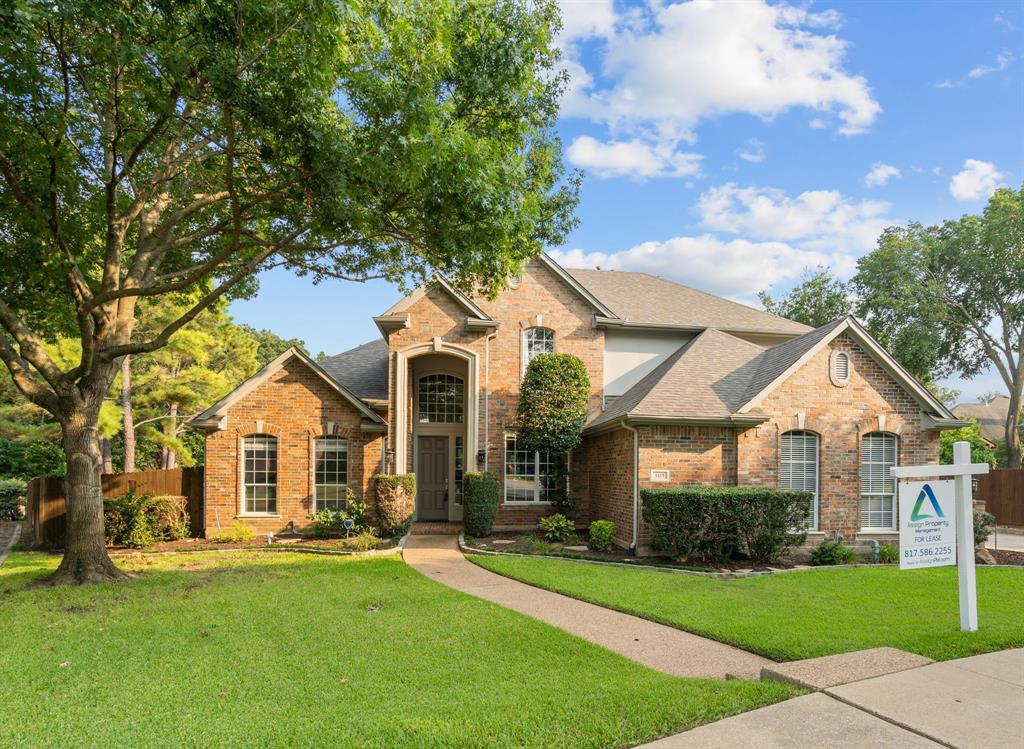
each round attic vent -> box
[830,350,852,386]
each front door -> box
[416,436,449,521]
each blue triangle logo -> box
[911,484,945,521]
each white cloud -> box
[550,236,831,297]
[993,12,1017,31]
[949,159,1006,201]
[968,51,1014,79]
[562,0,880,139]
[864,162,901,188]
[557,0,616,43]
[737,138,766,164]
[696,183,892,253]
[567,136,702,180]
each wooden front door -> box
[416,436,449,521]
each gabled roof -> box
[952,395,1012,442]
[536,254,618,319]
[586,316,965,433]
[319,339,389,401]
[587,329,769,431]
[736,316,958,418]
[565,267,811,337]
[190,347,385,429]
[377,274,493,322]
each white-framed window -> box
[504,433,564,503]
[780,430,819,530]
[861,432,898,530]
[523,327,554,372]
[243,434,277,514]
[417,374,464,423]
[314,436,348,511]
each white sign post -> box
[890,441,989,632]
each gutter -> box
[621,420,640,555]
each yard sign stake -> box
[891,441,989,632]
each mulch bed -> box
[106,535,398,555]
[990,549,1024,566]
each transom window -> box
[314,436,348,511]
[243,434,277,514]
[780,430,819,530]
[523,327,554,371]
[861,432,898,530]
[504,433,564,503]
[417,374,464,423]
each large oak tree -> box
[0,0,576,583]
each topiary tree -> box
[515,353,589,455]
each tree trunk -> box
[44,408,127,585]
[1006,389,1022,469]
[100,438,113,474]
[120,356,136,474]
[165,402,178,470]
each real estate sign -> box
[898,480,957,570]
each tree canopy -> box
[758,267,853,328]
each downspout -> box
[621,420,639,555]
[483,329,499,471]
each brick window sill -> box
[236,513,282,519]
[501,501,553,506]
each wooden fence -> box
[26,467,204,547]
[975,469,1024,527]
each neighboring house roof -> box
[565,267,811,336]
[319,339,389,401]
[586,316,965,433]
[190,347,385,430]
[953,395,1012,443]
[587,328,769,431]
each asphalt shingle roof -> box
[566,268,812,335]
[319,339,389,400]
[952,395,1012,442]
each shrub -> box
[515,353,590,455]
[973,510,995,547]
[339,529,380,552]
[462,472,500,537]
[0,478,27,520]
[310,489,366,537]
[104,489,190,548]
[588,519,615,551]
[538,513,574,542]
[373,474,415,536]
[213,519,255,543]
[878,543,899,564]
[642,486,810,564]
[809,539,857,566]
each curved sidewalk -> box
[403,534,770,679]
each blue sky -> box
[231,0,1023,403]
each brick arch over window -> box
[232,420,283,438]
[856,413,907,437]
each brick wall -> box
[203,357,384,537]
[738,333,939,539]
[386,259,604,526]
[577,428,634,548]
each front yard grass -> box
[471,554,1024,662]
[0,551,796,748]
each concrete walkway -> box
[0,521,20,567]
[402,534,770,679]
[639,649,1024,749]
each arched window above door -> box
[417,374,464,423]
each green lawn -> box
[471,554,1024,662]
[0,551,796,748]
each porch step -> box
[410,522,464,536]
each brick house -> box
[190,254,966,552]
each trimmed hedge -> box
[462,472,499,537]
[373,474,415,536]
[642,486,810,563]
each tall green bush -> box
[462,472,499,537]
[515,354,590,454]
[642,486,810,564]
[373,474,416,537]
[103,488,190,548]
[0,477,27,520]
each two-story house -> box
[190,254,965,552]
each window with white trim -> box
[417,374,464,423]
[314,436,348,511]
[860,432,898,530]
[243,434,277,514]
[504,433,565,503]
[780,430,819,530]
[523,327,554,372]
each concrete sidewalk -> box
[640,649,1024,749]
[402,534,770,679]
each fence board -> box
[975,469,1024,527]
[26,467,204,547]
